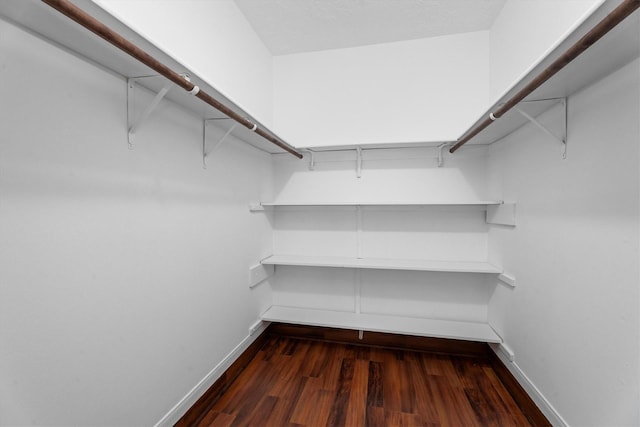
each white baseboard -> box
[154,320,271,427]
[490,343,568,427]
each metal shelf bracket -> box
[516,98,567,159]
[356,147,363,178]
[306,149,316,171]
[203,118,238,169]
[436,143,451,168]
[126,75,173,150]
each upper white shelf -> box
[0,0,294,155]
[262,255,502,274]
[260,200,503,207]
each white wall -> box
[273,32,490,147]
[93,0,275,127]
[487,59,639,426]
[0,19,273,426]
[272,147,491,203]
[489,0,603,100]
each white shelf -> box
[262,306,502,343]
[0,0,294,155]
[260,201,503,207]
[262,255,502,274]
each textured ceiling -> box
[234,0,507,55]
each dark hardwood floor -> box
[186,333,538,426]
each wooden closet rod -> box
[450,0,640,154]
[42,0,303,159]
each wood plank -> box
[301,340,330,378]
[366,361,384,408]
[241,395,279,427]
[268,340,310,398]
[263,376,307,427]
[345,359,368,426]
[197,411,234,427]
[386,411,426,427]
[428,373,482,427]
[405,351,441,425]
[325,357,355,426]
[289,377,323,425]
[379,349,403,414]
[289,378,335,427]
[364,406,386,427]
[400,357,418,414]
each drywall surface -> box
[487,59,639,426]
[93,0,274,127]
[271,147,492,203]
[273,32,490,147]
[0,19,273,425]
[489,0,603,100]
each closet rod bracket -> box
[203,118,237,169]
[436,143,451,168]
[306,149,316,171]
[126,75,173,150]
[516,97,567,159]
[356,147,363,178]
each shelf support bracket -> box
[307,149,316,171]
[436,143,450,168]
[356,147,363,178]
[127,75,172,150]
[516,98,567,159]
[203,118,237,169]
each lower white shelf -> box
[262,306,502,343]
[261,255,502,274]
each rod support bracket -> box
[127,75,172,150]
[356,147,363,178]
[516,97,567,159]
[436,143,451,168]
[203,118,237,169]
[306,149,316,171]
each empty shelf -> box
[260,201,503,207]
[262,306,501,343]
[261,255,502,274]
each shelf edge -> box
[262,306,502,343]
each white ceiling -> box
[234,0,507,55]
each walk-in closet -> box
[1,0,638,425]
